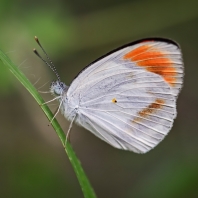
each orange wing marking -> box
[123,44,177,86]
[133,99,165,123]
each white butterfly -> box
[34,37,184,153]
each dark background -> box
[0,0,198,197]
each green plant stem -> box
[0,49,96,198]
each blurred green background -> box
[0,0,198,197]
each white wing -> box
[67,38,184,153]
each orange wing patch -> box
[133,99,165,123]
[124,45,150,59]
[123,45,176,86]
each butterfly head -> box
[50,80,68,96]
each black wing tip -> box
[134,37,180,48]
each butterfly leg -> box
[49,98,63,123]
[40,96,61,106]
[65,115,76,146]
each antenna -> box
[33,36,61,81]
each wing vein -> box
[84,112,152,150]
[83,111,153,149]
[105,111,165,139]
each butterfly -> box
[34,37,184,153]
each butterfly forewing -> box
[67,38,183,153]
